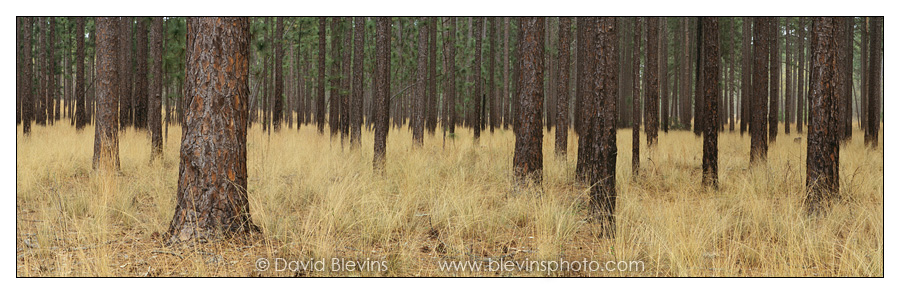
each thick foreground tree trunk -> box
[750,18,770,165]
[805,17,841,215]
[513,17,544,183]
[149,17,164,159]
[167,17,258,244]
[590,17,618,238]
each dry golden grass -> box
[15,121,883,277]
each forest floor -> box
[15,122,883,277]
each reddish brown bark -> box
[805,17,841,214]
[590,17,618,238]
[632,17,641,176]
[93,17,121,171]
[513,17,544,184]
[413,17,427,146]
[373,17,391,171]
[167,17,257,244]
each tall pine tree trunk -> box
[513,17,544,183]
[701,17,720,187]
[93,17,121,171]
[373,17,391,171]
[805,17,841,215]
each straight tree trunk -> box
[693,18,703,136]
[329,18,342,137]
[701,17,720,187]
[16,18,22,125]
[317,17,327,134]
[449,17,458,134]
[427,17,438,135]
[413,17,427,146]
[590,17,618,238]
[22,18,34,135]
[681,17,691,131]
[119,17,132,129]
[488,17,497,133]
[473,17,483,141]
[660,18,669,133]
[93,17,121,171]
[149,17,163,159]
[864,17,881,147]
[555,17,571,157]
[513,17,544,183]
[167,17,257,244]
[75,17,88,130]
[645,17,659,147]
[373,17,391,171]
[273,17,285,131]
[632,17,641,177]
[859,17,868,131]
[751,18,770,164]
[49,17,56,125]
[768,17,780,142]
[351,17,365,149]
[341,18,352,141]
[134,18,148,129]
[575,17,597,182]
[503,17,510,130]
[805,17,841,214]
[797,17,806,134]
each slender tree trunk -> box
[413,17,427,146]
[859,17,868,131]
[341,18,352,142]
[16,18,22,125]
[149,17,163,160]
[317,17,327,134]
[273,17,285,131]
[75,17,88,130]
[751,18,770,164]
[488,18,497,133]
[681,17,691,131]
[591,17,618,238]
[575,17,597,182]
[864,17,881,147]
[660,18,669,133]
[167,17,257,244]
[49,17,56,125]
[555,17,571,157]
[632,17,641,177]
[93,17,121,171]
[701,17,720,187]
[797,17,806,134]
[373,17,391,171]
[472,17,483,141]
[22,18,34,135]
[449,17,458,134]
[805,17,841,214]
[134,18,148,129]
[503,17,510,130]
[693,18,703,136]
[427,17,438,135]
[513,17,544,183]
[329,18,342,137]
[351,17,365,149]
[645,17,659,147]
[768,17,780,142]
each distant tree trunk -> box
[590,17,618,238]
[134,18,149,129]
[840,18,853,142]
[373,17,391,171]
[784,17,793,135]
[48,17,56,125]
[167,17,257,244]
[513,17,544,183]
[329,18,342,137]
[859,17,868,131]
[864,17,881,147]
[351,17,365,149]
[273,17,285,131]
[149,17,163,160]
[503,17,510,130]
[317,17,327,134]
[693,18,703,137]
[340,19,352,142]
[119,17,132,129]
[805,17,841,215]
[701,17,720,187]
[660,18,669,133]
[555,17,571,157]
[427,17,438,135]
[22,18,34,135]
[448,17,458,134]
[632,17,641,177]
[93,17,121,171]
[413,17,427,146]
[645,17,659,147]
[796,17,806,134]
[681,17,691,131]
[728,18,736,132]
[262,18,270,132]
[472,17,483,141]
[751,17,770,164]
[75,17,88,130]
[488,17,497,133]
[767,17,779,142]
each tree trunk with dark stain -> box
[149,17,164,160]
[805,17,841,215]
[701,17,720,188]
[167,17,258,244]
[351,17,365,149]
[513,17,544,184]
[751,17,770,165]
[93,17,121,171]
[864,17,881,147]
[373,17,391,171]
[555,17,571,157]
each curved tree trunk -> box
[167,17,257,244]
